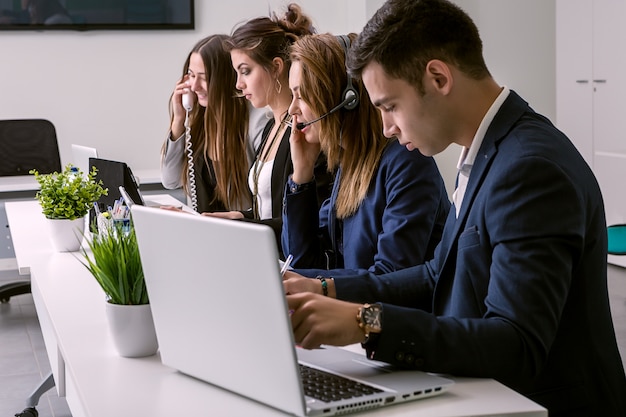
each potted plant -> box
[30,164,107,252]
[80,219,158,357]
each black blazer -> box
[241,119,332,258]
[333,91,626,417]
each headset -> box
[296,34,360,130]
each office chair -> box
[0,119,61,177]
[0,119,61,302]
[608,224,626,255]
[0,119,61,417]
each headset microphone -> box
[296,34,360,131]
[295,91,357,130]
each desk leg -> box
[57,348,66,397]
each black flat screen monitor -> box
[0,0,194,31]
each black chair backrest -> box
[0,119,62,176]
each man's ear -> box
[425,59,453,95]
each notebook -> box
[130,205,454,417]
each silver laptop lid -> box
[131,205,307,416]
[132,205,454,417]
[71,144,98,176]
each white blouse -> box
[248,158,275,220]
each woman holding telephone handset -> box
[160,34,268,214]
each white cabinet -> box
[557,0,626,267]
[556,0,593,165]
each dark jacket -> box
[333,91,626,417]
[282,138,449,274]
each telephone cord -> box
[184,110,198,212]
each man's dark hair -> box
[347,0,491,94]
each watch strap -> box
[361,332,380,360]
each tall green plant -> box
[80,221,148,305]
[31,164,107,220]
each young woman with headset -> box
[282,33,450,275]
[205,3,332,258]
[160,34,268,214]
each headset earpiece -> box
[295,35,360,130]
[337,35,359,111]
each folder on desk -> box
[131,205,454,417]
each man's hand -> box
[287,292,365,349]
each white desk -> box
[0,170,169,266]
[6,199,547,417]
[0,175,38,193]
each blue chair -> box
[607,224,626,255]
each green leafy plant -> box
[30,164,108,220]
[80,220,148,305]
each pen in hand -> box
[281,254,293,276]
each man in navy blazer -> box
[283,1,626,416]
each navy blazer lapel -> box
[439,91,530,265]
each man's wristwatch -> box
[357,303,383,343]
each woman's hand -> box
[202,211,244,220]
[283,271,336,298]
[170,77,194,138]
[289,115,321,184]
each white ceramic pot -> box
[46,216,86,252]
[105,302,159,358]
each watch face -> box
[363,305,382,330]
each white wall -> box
[435,0,557,196]
[0,0,370,172]
[365,0,557,196]
[0,0,556,198]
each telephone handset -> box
[182,87,198,212]
[182,91,193,112]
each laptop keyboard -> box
[300,364,383,403]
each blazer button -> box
[405,354,415,365]
[395,351,405,362]
[414,357,424,368]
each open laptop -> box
[89,157,160,208]
[130,205,454,417]
[71,144,98,176]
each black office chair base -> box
[14,407,38,417]
[0,281,31,303]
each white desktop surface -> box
[0,175,38,193]
[5,199,547,417]
[6,195,179,276]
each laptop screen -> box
[89,157,144,209]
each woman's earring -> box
[275,78,282,94]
